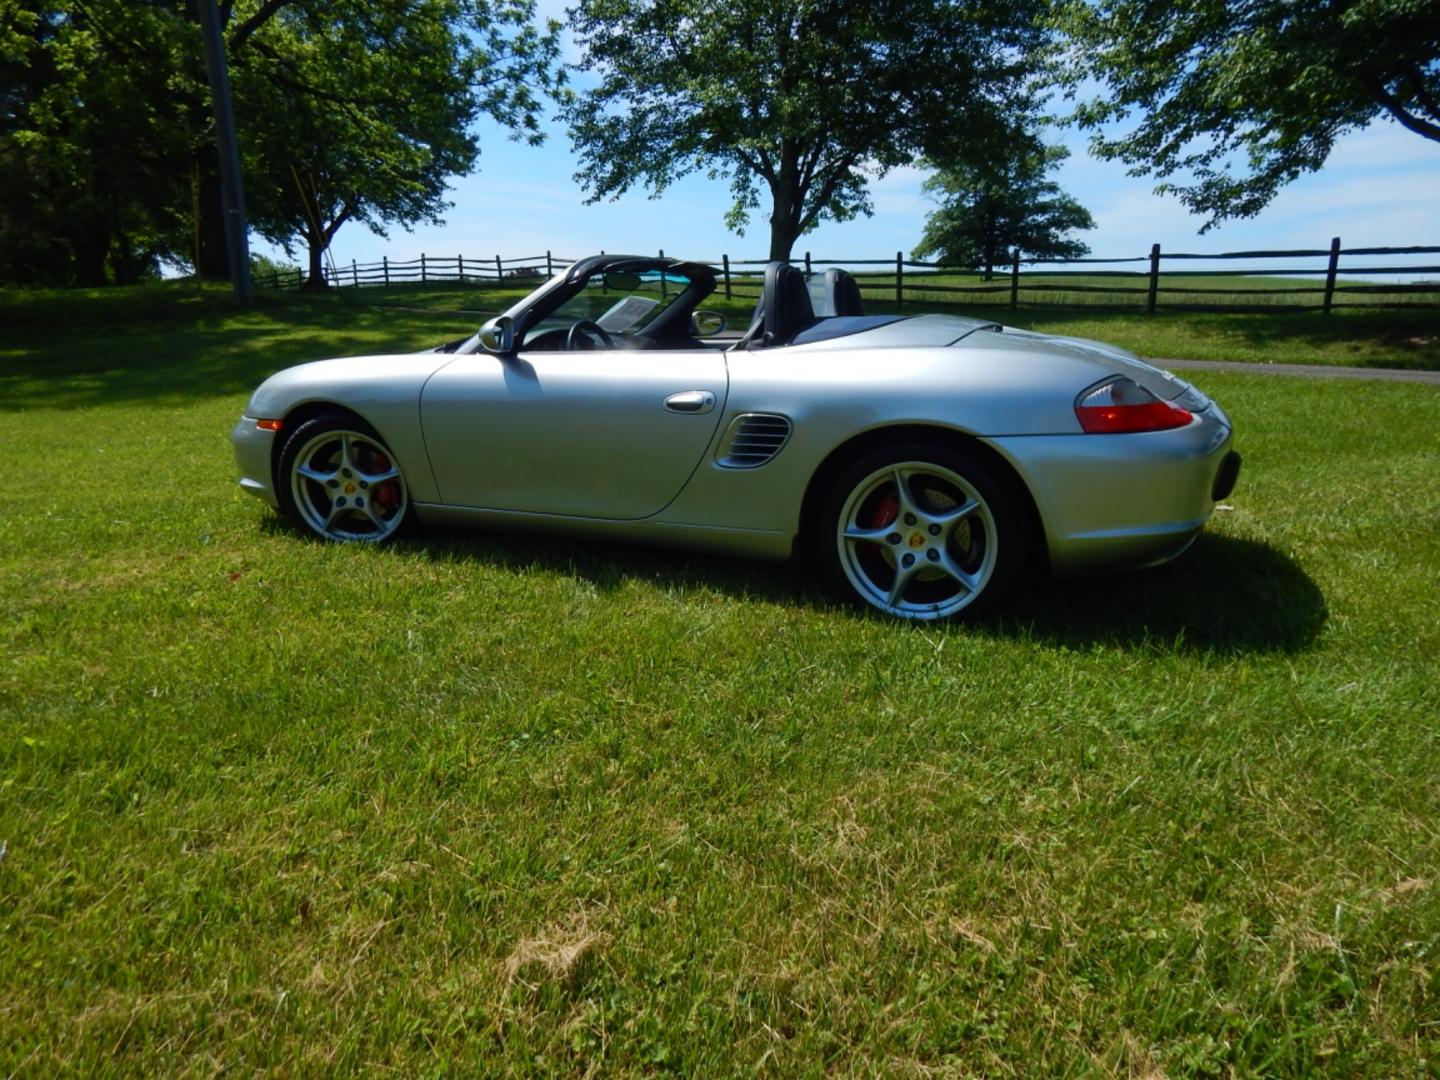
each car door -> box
[419,347,728,520]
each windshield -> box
[524,268,693,343]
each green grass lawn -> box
[2,284,1439,1074]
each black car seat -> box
[827,268,865,316]
[737,262,817,348]
[761,262,815,346]
[806,268,865,316]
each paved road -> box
[1153,358,1440,385]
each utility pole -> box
[197,0,252,303]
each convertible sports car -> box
[233,254,1240,620]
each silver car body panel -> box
[419,349,729,519]
[234,305,1233,577]
[241,354,450,503]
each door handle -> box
[664,390,716,414]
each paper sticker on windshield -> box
[598,296,661,332]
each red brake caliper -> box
[866,490,899,530]
[864,488,901,567]
[372,453,399,511]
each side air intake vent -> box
[716,413,792,469]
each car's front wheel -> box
[276,414,410,542]
[819,443,1025,620]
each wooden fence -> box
[256,240,1440,313]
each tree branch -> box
[1402,65,1440,123]
[228,0,291,52]
[1372,79,1440,142]
[742,147,776,185]
[246,39,391,110]
[324,202,355,242]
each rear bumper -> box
[987,405,1236,577]
[232,416,280,508]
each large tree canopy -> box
[1,2,195,284]
[564,0,1053,261]
[234,0,561,288]
[0,0,560,286]
[914,135,1094,279]
[1063,0,1440,227]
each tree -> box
[913,135,1094,279]
[564,0,1052,261]
[230,0,561,288]
[0,0,560,286]
[1,3,194,285]
[1062,0,1440,227]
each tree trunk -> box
[70,228,109,286]
[304,232,329,290]
[69,203,111,286]
[767,187,801,262]
[767,224,800,262]
[195,157,230,280]
[981,207,998,282]
[767,153,804,262]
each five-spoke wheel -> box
[821,445,1023,620]
[278,415,409,542]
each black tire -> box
[275,412,411,543]
[816,442,1027,620]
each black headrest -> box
[762,262,815,346]
[827,268,865,316]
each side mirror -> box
[478,315,514,353]
[691,310,727,336]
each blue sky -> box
[253,17,1439,275]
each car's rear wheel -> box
[277,414,410,542]
[819,443,1025,620]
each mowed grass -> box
[2,284,1439,1074]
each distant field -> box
[875,270,1440,310]
[2,281,1438,1074]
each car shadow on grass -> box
[267,517,1325,657]
[991,532,1327,655]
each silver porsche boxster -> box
[233,254,1240,621]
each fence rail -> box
[256,239,1440,313]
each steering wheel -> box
[566,319,615,350]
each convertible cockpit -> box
[465,254,884,356]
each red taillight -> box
[1075,377,1192,434]
[256,418,283,432]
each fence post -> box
[494,254,503,282]
[382,255,389,285]
[420,253,427,283]
[722,254,732,300]
[895,251,903,310]
[1010,250,1020,309]
[1146,243,1161,314]
[1323,236,1341,315]
[546,250,553,277]
[351,259,358,287]
[805,251,812,275]
[458,254,465,283]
